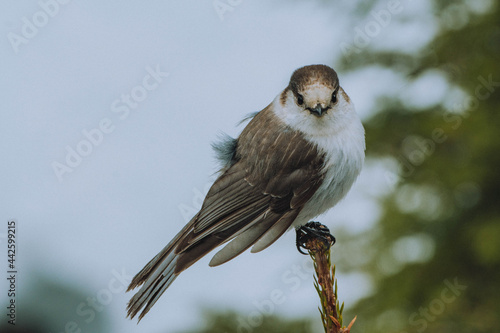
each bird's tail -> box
[126,217,195,321]
[126,213,244,321]
[126,208,297,320]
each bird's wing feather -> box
[184,107,325,249]
[127,106,326,320]
[209,209,297,266]
[180,108,326,264]
[250,210,299,253]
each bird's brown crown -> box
[289,64,339,95]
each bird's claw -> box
[295,221,336,255]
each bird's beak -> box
[309,104,325,117]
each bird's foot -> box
[295,221,336,255]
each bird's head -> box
[289,64,339,117]
[275,65,356,136]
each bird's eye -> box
[331,92,337,104]
[297,94,304,105]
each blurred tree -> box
[184,311,313,333]
[182,1,499,332]
[333,1,500,332]
[0,274,110,333]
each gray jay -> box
[127,64,365,320]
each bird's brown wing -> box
[127,106,325,320]
[176,107,326,267]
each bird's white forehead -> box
[301,83,333,105]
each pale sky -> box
[0,1,445,332]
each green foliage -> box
[185,311,313,333]
[311,252,344,332]
[336,2,500,332]
[312,261,343,331]
[183,2,499,332]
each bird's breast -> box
[293,118,365,226]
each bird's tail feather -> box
[127,251,179,321]
[126,208,298,320]
[126,214,251,321]
[126,217,196,321]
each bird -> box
[126,64,365,321]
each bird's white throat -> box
[271,86,366,225]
